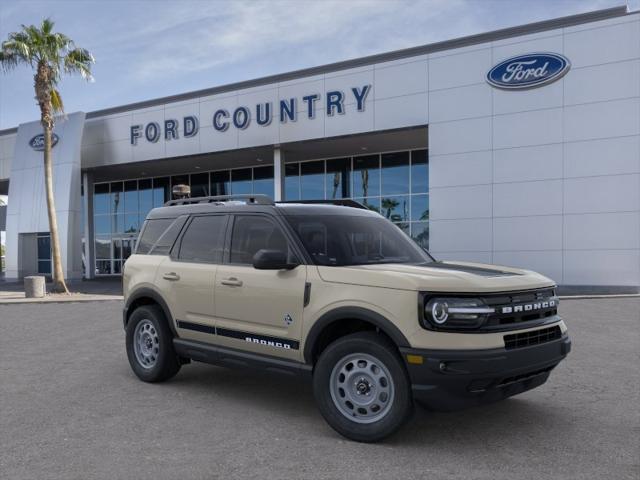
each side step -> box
[173,338,312,378]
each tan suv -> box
[123,194,570,442]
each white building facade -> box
[0,6,638,293]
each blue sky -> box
[0,0,633,130]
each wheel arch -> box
[303,307,410,364]
[124,287,177,336]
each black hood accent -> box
[425,261,520,277]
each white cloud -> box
[123,0,469,81]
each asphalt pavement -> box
[0,297,638,480]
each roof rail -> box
[276,199,368,209]
[165,194,274,206]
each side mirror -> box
[252,249,298,270]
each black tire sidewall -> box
[313,332,413,442]
[125,305,180,383]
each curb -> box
[0,295,123,305]
[559,294,640,300]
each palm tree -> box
[0,19,94,293]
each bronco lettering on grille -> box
[501,299,556,315]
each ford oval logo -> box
[487,53,570,90]
[29,133,59,151]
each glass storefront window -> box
[124,180,138,213]
[231,168,252,194]
[411,222,429,249]
[190,172,209,198]
[111,212,124,234]
[301,161,325,200]
[124,214,139,233]
[121,239,134,259]
[211,171,230,196]
[94,183,110,215]
[326,158,351,199]
[153,177,169,207]
[111,182,123,216]
[90,148,429,274]
[253,166,274,197]
[285,163,300,200]
[381,152,410,195]
[95,235,110,259]
[411,149,429,193]
[411,194,429,221]
[112,238,122,260]
[139,179,153,216]
[94,215,110,235]
[353,155,380,198]
[96,260,111,275]
[381,195,409,222]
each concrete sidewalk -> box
[0,277,123,303]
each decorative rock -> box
[24,276,46,298]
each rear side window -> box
[177,215,227,263]
[136,216,186,255]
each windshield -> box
[285,214,434,266]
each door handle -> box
[220,277,243,287]
[162,272,180,281]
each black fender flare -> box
[303,306,410,364]
[123,287,177,336]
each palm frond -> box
[50,88,64,114]
[41,18,54,35]
[0,50,19,70]
[64,47,94,81]
[2,36,32,62]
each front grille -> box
[482,288,558,330]
[504,325,562,350]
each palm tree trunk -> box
[43,123,69,293]
[35,62,69,294]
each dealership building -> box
[0,6,638,292]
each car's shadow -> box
[130,361,567,446]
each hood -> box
[316,261,555,293]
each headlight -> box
[424,297,495,330]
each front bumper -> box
[400,334,571,411]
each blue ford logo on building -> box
[29,133,59,151]
[487,53,570,90]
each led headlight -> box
[429,300,449,324]
[424,297,495,329]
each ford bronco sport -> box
[123,194,571,442]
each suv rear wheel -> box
[126,304,181,382]
[313,331,413,442]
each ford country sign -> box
[487,53,570,90]
[29,133,59,151]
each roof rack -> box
[165,194,274,206]
[276,199,368,209]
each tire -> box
[313,331,413,442]
[125,304,181,383]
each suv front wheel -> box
[125,304,181,383]
[313,332,413,442]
